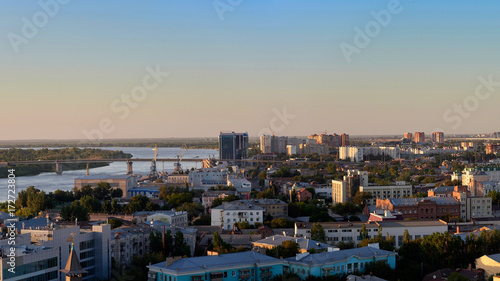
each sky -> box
[1,1,500,141]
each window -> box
[224,272,227,278]
[232,271,236,277]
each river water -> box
[0,147,217,202]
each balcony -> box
[210,272,223,281]
[239,269,251,279]
[260,272,272,278]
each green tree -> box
[447,272,470,281]
[173,231,190,256]
[256,187,274,199]
[80,195,102,213]
[108,218,123,229]
[360,224,369,240]
[270,217,295,228]
[164,230,173,257]
[353,191,372,206]
[150,230,163,254]
[266,241,299,258]
[310,223,326,243]
[193,214,211,225]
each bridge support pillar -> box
[86,163,90,176]
[55,162,63,175]
[127,161,133,175]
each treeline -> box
[0,140,218,149]
[0,148,131,178]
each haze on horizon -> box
[2,1,500,141]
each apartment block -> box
[294,220,447,248]
[360,184,412,206]
[147,251,283,281]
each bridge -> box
[0,158,336,175]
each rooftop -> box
[390,197,458,206]
[285,246,396,265]
[149,251,279,273]
[253,235,329,251]
[75,174,134,180]
[212,201,264,211]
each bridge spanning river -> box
[0,158,338,174]
[0,158,337,174]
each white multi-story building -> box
[339,147,401,162]
[332,170,369,204]
[360,184,412,206]
[134,211,188,227]
[295,220,448,248]
[211,201,264,230]
[339,147,363,162]
[188,168,227,190]
[453,192,493,221]
[462,167,500,185]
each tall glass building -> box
[219,132,249,160]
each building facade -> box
[332,170,369,204]
[284,247,396,278]
[414,132,425,143]
[147,252,283,281]
[294,221,447,248]
[376,197,460,220]
[360,184,412,206]
[211,201,264,230]
[74,174,136,198]
[431,132,444,143]
[219,132,249,160]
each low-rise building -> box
[74,174,137,198]
[134,211,188,227]
[284,247,396,278]
[166,174,189,185]
[202,190,237,208]
[111,226,151,268]
[189,169,227,190]
[296,188,312,202]
[211,201,264,231]
[147,251,283,281]
[252,235,329,253]
[247,199,288,218]
[294,220,448,248]
[360,184,412,206]
[376,197,460,220]
[476,253,500,279]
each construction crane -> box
[174,145,188,174]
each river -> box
[0,147,217,202]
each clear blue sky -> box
[2,1,500,140]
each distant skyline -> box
[2,1,500,141]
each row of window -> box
[80,240,95,251]
[227,217,260,222]
[18,270,58,281]
[80,249,95,260]
[3,257,58,279]
[226,212,261,216]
